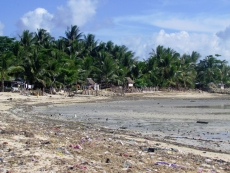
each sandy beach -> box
[0,91,230,172]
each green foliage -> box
[0,36,15,53]
[0,26,230,92]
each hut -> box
[86,78,95,85]
[84,78,99,90]
[126,77,134,88]
[218,83,225,90]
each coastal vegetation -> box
[0,25,229,91]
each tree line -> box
[0,25,229,92]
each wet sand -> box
[34,97,230,154]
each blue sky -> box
[0,0,230,61]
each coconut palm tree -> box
[34,28,54,48]
[61,25,83,50]
[19,30,35,48]
[0,36,23,91]
[82,34,98,56]
[196,55,221,85]
[148,45,181,87]
[0,52,24,92]
[176,52,200,89]
[100,56,118,87]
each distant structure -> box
[84,78,99,90]
[219,83,225,90]
[125,77,134,88]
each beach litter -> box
[155,161,185,169]
[0,102,229,173]
[147,147,155,152]
[197,121,209,124]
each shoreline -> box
[1,91,230,172]
[31,95,230,154]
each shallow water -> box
[34,98,230,153]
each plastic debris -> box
[155,162,184,168]
[0,98,229,173]
[147,148,155,152]
[63,148,71,155]
[73,144,83,150]
[123,161,132,168]
[75,164,87,170]
[105,158,110,163]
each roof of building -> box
[126,77,134,84]
[86,78,96,85]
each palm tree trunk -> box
[1,77,4,92]
[1,70,4,92]
[42,86,44,96]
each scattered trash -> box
[117,140,124,145]
[205,158,212,163]
[123,161,132,168]
[155,162,184,168]
[197,121,208,124]
[120,126,128,129]
[198,167,203,172]
[63,148,71,155]
[0,102,229,172]
[147,148,155,152]
[170,148,178,152]
[75,164,87,170]
[123,153,129,157]
[105,158,110,163]
[73,144,83,150]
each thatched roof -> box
[86,78,96,85]
[126,77,134,84]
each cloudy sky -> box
[0,0,230,61]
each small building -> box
[84,78,99,90]
[218,83,225,90]
[86,78,95,86]
[126,77,134,88]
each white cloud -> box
[53,0,98,28]
[121,30,230,62]
[17,8,53,32]
[16,0,98,33]
[0,21,4,35]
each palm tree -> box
[100,56,118,87]
[177,52,200,89]
[22,47,51,93]
[78,56,99,83]
[0,36,23,92]
[0,36,15,53]
[219,60,230,85]
[19,30,35,48]
[61,25,82,49]
[82,34,98,56]
[0,52,13,91]
[147,45,181,88]
[0,52,24,92]
[106,41,114,53]
[34,28,54,48]
[196,55,222,86]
